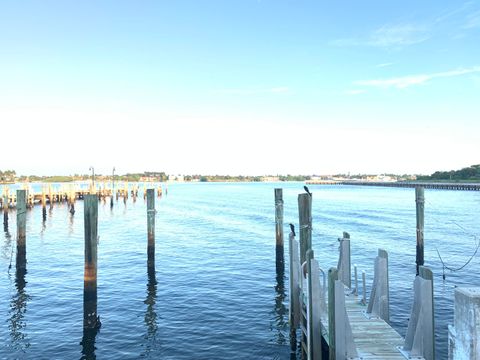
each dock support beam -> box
[147,189,155,272]
[337,232,351,289]
[84,194,100,329]
[275,188,284,271]
[415,186,425,275]
[16,190,27,274]
[298,193,312,265]
[402,266,434,360]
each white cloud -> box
[376,62,394,68]
[369,24,430,47]
[463,10,480,29]
[355,66,480,89]
[331,23,430,48]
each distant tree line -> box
[0,170,16,182]
[417,164,480,182]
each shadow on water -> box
[80,327,99,360]
[141,267,159,358]
[8,264,31,353]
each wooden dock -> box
[1,183,164,208]
[305,180,480,191]
[285,191,435,360]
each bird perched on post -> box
[304,185,312,196]
[289,223,296,237]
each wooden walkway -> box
[343,294,404,359]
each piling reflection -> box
[80,327,99,360]
[8,262,30,352]
[273,248,288,347]
[143,267,158,356]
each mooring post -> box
[415,186,425,276]
[48,185,53,209]
[274,188,284,271]
[84,194,100,329]
[147,189,155,271]
[41,187,47,221]
[298,193,312,265]
[16,190,27,273]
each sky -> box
[0,0,479,176]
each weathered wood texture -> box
[298,193,312,265]
[415,187,425,275]
[84,194,99,329]
[274,188,284,247]
[147,189,155,270]
[16,190,27,272]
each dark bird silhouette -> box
[304,185,312,196]
[289,223,296,237]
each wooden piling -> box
[41,187,47,221]
[298,193,312,265]
[415,186,425,275]
[147,189,155,270]
[83,194,99,329]
[16,190,27,272]
[275,188,284,271]
[274,188,284,247]
[48,185,53,208]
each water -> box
[1,182,479,359]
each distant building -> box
[261,176,280,182]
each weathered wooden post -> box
[84,194,100,329]
[41,187,47,221]
[298,193,312,265]
[415,186,425,276]
[48,185,53,209]
[274,188,284,271]
[147,189,155,271]
[16,190,27,273]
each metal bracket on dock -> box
[366,249,389,323]
[399,266,434,360]
[337,232,352,289]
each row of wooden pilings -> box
[274,187,480,360]
[8,188,158,354]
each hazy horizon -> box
[1,1,478,176]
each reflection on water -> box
[80,327,99,360]
[273,248,288,346]
[68,210,75,236]
[142,268,158,357]
[8,265,30,353]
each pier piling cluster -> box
[277,186,480,359]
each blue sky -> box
[1,1,479,175]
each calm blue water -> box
[1,182,479,359]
